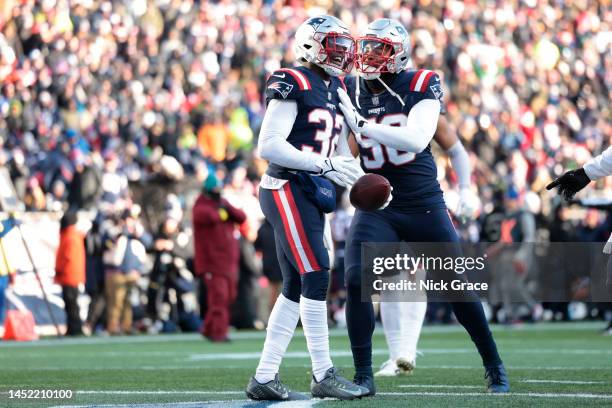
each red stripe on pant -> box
[272,187,307,274]
[282,184,320,271]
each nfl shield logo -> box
[372,96,379,105]
[328,92,332,101]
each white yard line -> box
[3,364,612,371]
[72,390,612,399]
[416,365,612,371]
[377,391,612,399]
[521,379,606,384]
[51,401,233,408]
[51,389,612,400]
[1,322,605,348]
[185,348,612,361]
[3,347,611,360]
[77,391,244,395]
[398,385,482,389]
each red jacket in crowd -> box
[192,194,247,277]
[55,225,86,287]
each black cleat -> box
[485,364,510,393]
[353,374,376,397]
[246,374,304,401]
[311,367,368,400]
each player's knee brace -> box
[301,269,329,301]
[281,273,302,303]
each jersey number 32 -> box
[301,109,343,157]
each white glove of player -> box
[337,88,369,135]
[315,156,364,188]
[604,233,612,255]
[379,186,394,210]
[455,187,477,223]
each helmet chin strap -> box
[355,77,361,109]
[376,75,405,107]
[356,70,405,109]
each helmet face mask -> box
[315,32,356,76]
[354,18,411,80]
[294,15,355,77]
[355,36,401,79]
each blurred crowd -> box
[0,0,611,333]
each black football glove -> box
[546,168,591,201]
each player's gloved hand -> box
[378,186,394,210]
[315,156,364,187]
[456,187,477,223]
[604,233,612,255]
[546,168,591,201]
[337,88,369,135]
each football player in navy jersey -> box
[374,114,478,378]
[336,18,509,395]
[245,15,370,401]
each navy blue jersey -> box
[265,66,346,160]
[344,69,446,211]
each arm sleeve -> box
[446,140,471,189]
[257,99,323,172]
[361,99,441,153]
[584,146,612,181]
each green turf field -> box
[0,322,611,407]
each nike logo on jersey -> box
[272,73,286,78]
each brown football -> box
[349,173,392,211]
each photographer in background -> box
[193,172,246,342]
[103,208,148,335]
[146,211,196,333]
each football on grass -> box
[349,173,391,211]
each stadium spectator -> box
[193,173,246,342]
[104,209,147,335]
[84,215,106,334]
[55,211,86,336]
[146,211,193,332]
[67,152,102,211]
[254,220,282,313]
[198,112,231,164]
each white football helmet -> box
[355,18,412,80]
[294,15,355,77]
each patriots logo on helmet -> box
[430,83,444,100]
[307,17,327,29]
[267,81,294,99]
